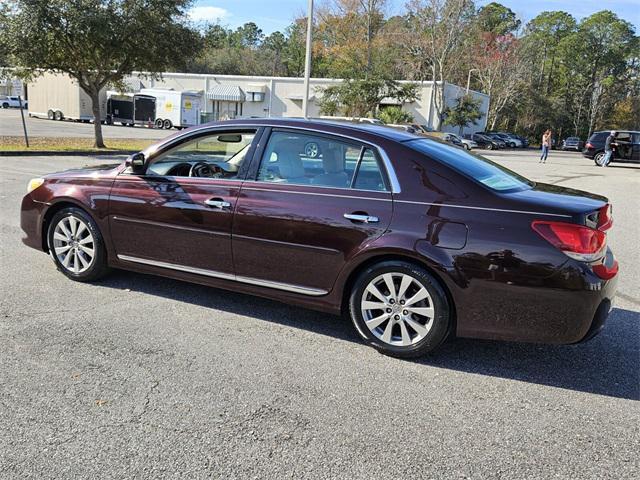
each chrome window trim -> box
[241,179,392,195]
[241,186,392,203]
[143,123,402,194]
[117,254,328,296]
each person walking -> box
[540,129,551,163]
[601,130,617,167]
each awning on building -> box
[206,85,246,102]
[287,93,316,102]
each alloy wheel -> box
[52,216,95,274]
[360,272,435,347]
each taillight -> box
[531,221,606,262]
[585,142,594,149]
[597,204,613,231]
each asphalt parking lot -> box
[0,108,170,139]
[1,149,638,478]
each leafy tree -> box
[231,22,264,49]
[317,78,419,117]
[379,106,414,124]
[405,0,475,126]
[1,0,200,148]
[476,2,520,35]
[443,94,482,135]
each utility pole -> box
[18,95,29,147]
[302,0,314,119]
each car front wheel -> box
[349,261,451,358]
[47,207,110,282]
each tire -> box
[594,152,606,166]
[2,102,9,109]
[47,207,110,282]
[163,119,173,129]
[349,261,451,358]
[54,110,64,121]
[486,143,493,150]
[154,118,164,128]
[47,109,55,120]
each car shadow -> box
[99,270,639,401]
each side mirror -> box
[125,152,145,173]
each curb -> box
[0,150,136,157]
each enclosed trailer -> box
[106,92,156,126]
[28,72,106,122]
[106,92,134,125]
[140,88,202,129]
[133,94,156,125]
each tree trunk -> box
[89,90,106,148]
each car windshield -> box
[406,139,534,192]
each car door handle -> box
[343,213,379,223]
[204,198,231,209]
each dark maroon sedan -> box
[21,119,619,357]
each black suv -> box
[583,130,640,165]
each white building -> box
[125,72,489,134]
[26,71,490,134]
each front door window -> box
[146,131,256,179]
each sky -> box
[190,0,640,34]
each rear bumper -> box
[455,250,619,345]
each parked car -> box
[0,95,27,109]
[500,133,525,148]
[469,133,500,150]
[486,132,522,148]
[561,137,584,151]
[21,119,618,358]
[478,132,507,148]
[583,130,640,165]
[448,132,477,150]
[425,131,465,148]
[514,134,530,148]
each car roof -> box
[198,117,423,143]
[593,130,639,134]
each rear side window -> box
[616,132,632,142]
[257,131,388,191]
[407,139,533,192]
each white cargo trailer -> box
[140,88,202,129]
[28,72,106,122]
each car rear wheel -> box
[163,119,173,129]
[154,118,164,128]
[48,207,110,282]
[594,152,606,166]
[54,110,64,121]
[486,143,493,150]
[349,261,451,358]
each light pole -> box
[302,0,314,119]
[466,68,479,94]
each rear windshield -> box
[406,139,534,192]
[589,132,609,142]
